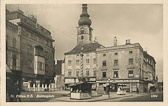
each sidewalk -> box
[48,92,147,102]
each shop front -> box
[96,79,147,94]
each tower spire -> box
[78,4,92,26]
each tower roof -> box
[78,4,92,26]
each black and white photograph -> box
[1,0,167,104]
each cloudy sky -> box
[6,4,163,82]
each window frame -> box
[128,70,134,77]
[102,72,106,78]
[68,60,72,66]
[114,59,118,66]
[129,58,133,65]
[114,71,118,78]
[102,60,107,66]
[86,59,90,65]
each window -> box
[81,35,84,40]
[12,38,16,48]
[128,70,134,77]
[68,60,72,66]
[114,59,118,66]
[76,60,80,65]
[86,59,89,65]
[102,60,106,66]
[68,71,71,76]
[12,54,16,67]
[129,58,133,64]
[38,62,43,70]
[114,71,118,78]
[102,72,106,78]
[93,58,96,64]
[86,71,89,76]
[94,70,96,76]
[81,28,84,34]
[114,52,118,55]
[129,51,133,54]
[76,54,80,57]
[93,68,96,76]
[103,54,106,56]
[76,70,79,76]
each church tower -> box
[77,4,93,45]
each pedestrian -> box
[16,81,21,102]
[137,88,139,93]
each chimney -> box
[114,36,117,46]
[126,39,131,45]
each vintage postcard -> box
[1,0,168,106]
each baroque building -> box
[6,9,55,90]
[64,4,103,89]
[96,38,156,93]
[64,4,156,93]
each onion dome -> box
[78,4,92,26]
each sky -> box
[6,4,163,82]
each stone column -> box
[42,84,44,91]
[49,84,51,91]
[33,84,36,91]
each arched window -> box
[80,28,84,34]
[12,54,16,67]
[12,38,16,48]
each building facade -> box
[96,39,156,93]
[6,19,21,84]
[64,4,156,93]
[6,9,55,91]
[64,4,102,89]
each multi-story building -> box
[64,4,103,89]
[64,4,156,93]
[6,15,21,84]
[6,9,55,90]
[96,38,156,93]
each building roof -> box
[65,42,103,55]
[97,43,143,52]
[143,51,156,64]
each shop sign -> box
[65,79,74,84]
[89,78,96,81]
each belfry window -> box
[81,35,84,40]
[81,28,84,34]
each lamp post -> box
[107,78,111,98]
